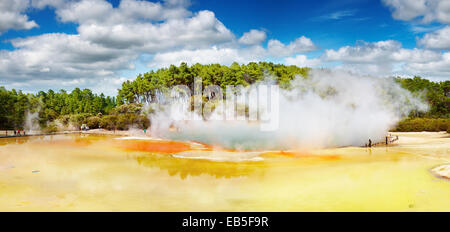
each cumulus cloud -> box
[0,33,137,89]
[31,0,69,9]
[0,0,243,94]
[0,33,137,95]
[238,29,267,45]
[6,0,447,96]
[381,0,450,78]
[0,0,38,34]
[0,0,318,94]
[148,34,317,68]
[404,52,450,78]
[382,0,450,24]
[322,40,442,76]
[284,55,320,67]
[418,26,450,50]
[323,40,440,63]
[148,45,267,68]
[55,0,233,52]
[267,36,317,57]
[0,0,321,95]
[55,0,191,24]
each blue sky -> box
[192,0,414,48]
[0,0,428,50]
[0,0,449,95]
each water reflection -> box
[133,153,267,179]
[0,136,32,146]
[0,133,448,211]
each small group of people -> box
[11,129,25,136]
[365,134,400,148]
[80,124,89,131]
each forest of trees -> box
[117,62,310,104]
[395,76,449,118]
[0,87,116,130]
[0,62,448,132]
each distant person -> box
[368,139,372,147]
[18,129,20,136]
[14,130,16,135]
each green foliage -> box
[116,62,310,104]
[393,118,449,132]
[116,114,150,130]
[99,115,118,130]
[42,122,59,133]
[0,87,39,129]
[0,63,448,133]
[86,116,101,129]
[69,113,93,129]
[395,76,449,118]
[97,114,149,130]
[0,87,116,129]
[111,103,144,115]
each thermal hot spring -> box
[0,132,448,211]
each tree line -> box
[0,87,116,130]
[0,62,448,132]
[394,76,449,132]
[117,62,310,104]
[395,76,449,118]
[117,62,448,117]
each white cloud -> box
[382,0,450,24]
[0,32,140,95]
[55,0,233,52]
[0,0,325,94]
[284,55,320,67]
[327,10,356,20]
[75,10,234,52]
[314,10,356,21]
[268,36,317,57]
[0,33,136,82]
[323,40,440,63]
[148,34,317,68]
[238,29,267,45]
[164,0,191,8]
[418,26,450,50]
[0,0,324,93]
[8,0,447,96]
[31,0,69,9]
[56,0,114,24]
[324,40,400,63]
[404,52,450,79]
[322,40,444,76]
[55,0,191,24]
[0,0,318,93]
[410,24,442,33]
[0,0,38,34]
[148,45,267,68]
[391,48,441,63]
[0,0,241,94]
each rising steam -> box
[148,69,428,150]
[24,110,41,133]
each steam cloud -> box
[24,110,41,133]
[148,69,428,150]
